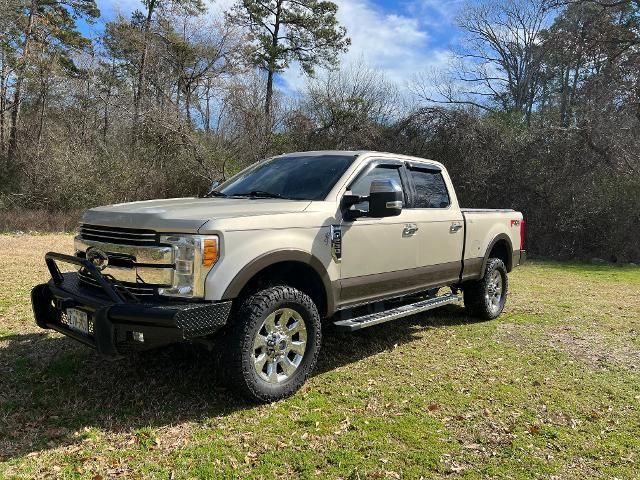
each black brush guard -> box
[31,252,231,358]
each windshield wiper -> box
[235,190,291,199]
[205,190,228,198]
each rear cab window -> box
[408,166,450,208]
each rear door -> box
[405,163,464,287]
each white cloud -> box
[280,0,454,95]
[411,0,464,26]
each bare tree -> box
[415,0,552,123]
[300,62,400,149]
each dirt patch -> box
[496,322,640,370]
[546,326,640,370]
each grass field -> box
[1,234,639,479]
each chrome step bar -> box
[333,293,462,331]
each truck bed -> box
[461,208,524,272]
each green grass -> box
[1,235,639,478]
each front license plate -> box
[66,308,89,334]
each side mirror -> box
[207,181,220,196]
[368,179,403,218]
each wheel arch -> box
[481,234,513,276]
[221,249,336,318]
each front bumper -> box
[31,252,232,359]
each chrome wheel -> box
[485,269,503,313]
[253,308,307,384]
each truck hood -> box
[82,197,312,232]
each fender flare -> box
[220,249,337,316]
[480,233,513,276]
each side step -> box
[333,293,462,332]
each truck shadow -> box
[0,305,472,460]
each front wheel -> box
[463,258,508,320]
[226,286,321,402]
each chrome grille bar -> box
[79,224,159,246]
[74,237,173,265]
[80,226,156,237]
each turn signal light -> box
[203,239,218,267]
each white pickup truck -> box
[32,150,525,402]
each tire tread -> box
[463,258,508,320]
[226,285,321,403]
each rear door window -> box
[409,168,450,208]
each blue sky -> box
[90,0,464,92]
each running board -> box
[333,293,462,331]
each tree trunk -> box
[559,65,571,127]
[0,50,7,153]
[103,86,110,142]
[204,79,211,133]
[265,69,274,116]
[36,76,48,160]
[133,0,156,147]
[82,75,90,141]
[176,78,181,122]
[567,27,585,126]
[103,61,115,143]
[185,85,192,127]
[8,0,37,162]
[264,0,282,117]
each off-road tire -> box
[464,258,508,320]
[226,286,322,403]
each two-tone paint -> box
[79,151,524,318]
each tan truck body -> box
[79,151,524,315]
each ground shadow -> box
[0,304,473,460]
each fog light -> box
[132,331,144,343]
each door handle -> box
[402,224,419,237]
[450,222,463,233]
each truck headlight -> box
[158,235,219,298]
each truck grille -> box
[76,225,171,298]
[79,224,159,246]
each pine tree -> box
[228,0,350,116]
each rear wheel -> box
[463,258,508,320]
[226,286,321,402]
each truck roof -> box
[279,150,368,157]
[279,150,440,166]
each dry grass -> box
[0,211,82,234]
[1,235,639,479]
[0,234,75,334]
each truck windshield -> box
[213,154,356,201]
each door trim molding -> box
[338,260,461,308]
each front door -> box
[339,162,420,306]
